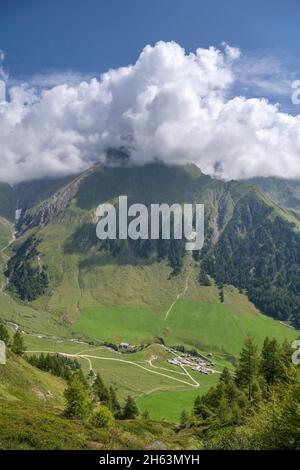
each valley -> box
[1,260,296,422]
[0,163,299,424]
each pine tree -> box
[217,396,232,424]
[260,337,285,386]
[236,336,260,402]
[64,374,91,419]
[193,394,213,420]
[236,370,300,450]
[109,386,121,418]
[93,373,110,405]
[199,270,211,286]
[180,409,189,429]
[281,338,295,369]
[11,330,25,356]
[0,323,9,345]
[193,395,202,416]
[76,368,89,390]
[219,285,225,303]
[122,395,139,419]
[220,367,231,385]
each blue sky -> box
[0,0,299,76]
[1,0,300,112]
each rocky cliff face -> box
[17,166,97,233]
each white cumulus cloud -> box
[0,40,300,184]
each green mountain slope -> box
[248,176,300,221]
[0,350,66,405]
[15,175,77,211]
[0,163,299,427]
[0,217,13,251]
[203,187,300,327]
[1,163,297,343]
[0,351,199,449]
[0,182,15,222]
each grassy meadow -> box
[73,299,297,357]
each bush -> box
[90,405,114,429]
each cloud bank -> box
[0,41,300,184]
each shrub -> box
[90,405,114,429]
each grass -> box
[0,401,200,450]
[74,306,163,344]
[0,351,66,406]
[0,218,13,251]
[73,298,297,357]
[24,335,94,354]
[0,350,202,449]
[0,402,91,450]
[23,336,221,422]
[0,290,68,337]
[137,378,216,423]
[165,299,297,356]
[70,292,297,423]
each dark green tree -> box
[219,284,225,303]
[236,336,261,402]
[76,368,89,390]
[93,373,110,405]
[122,395,139,419]
[27,353,80,380]
[5,236,48,302]
[109,386,121,418]
[180,409,189,429]
[64,373,91,419]
[193,395,213,421]
[260,337,285,386]
[280,338,296,370]
[255,376,300,449]
[11,330,25,356]
[220,367,231,384]
[193,395,202,416]
[199,270,211,286]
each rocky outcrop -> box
[17,166,97,233]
